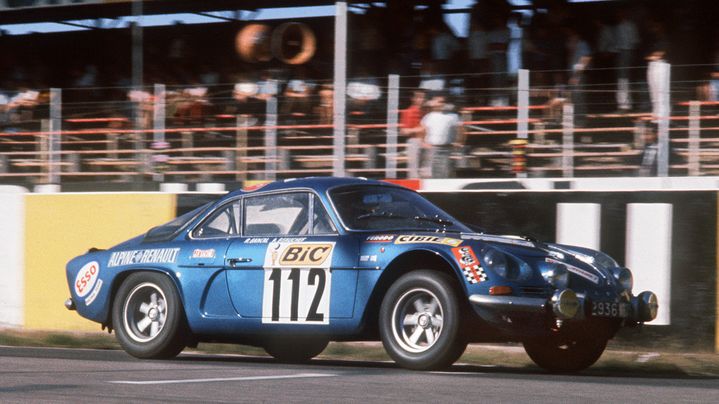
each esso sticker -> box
[74,261,100,298]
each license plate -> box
[590,301,629,318]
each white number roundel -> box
[74,261,100,297]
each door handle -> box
[227,257,253,267]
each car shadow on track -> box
[174,353,719,381]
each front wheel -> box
[112,272,188,359]
[379,270,467,370]
[523,336,607,373]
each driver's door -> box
[225,191,358,324]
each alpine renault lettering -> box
[65,177,658,372]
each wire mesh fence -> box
[1,64,718,186]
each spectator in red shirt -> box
[400,89,427,177]
[400,90,427,139]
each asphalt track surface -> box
[1,346,718,403]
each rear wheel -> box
[112,272,188,359]
[379,270,467,370]
[264,337,329,363]
[523,336,607,373]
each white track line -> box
[108,372,336,385]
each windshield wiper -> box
[413,215,454,226]
[356,211,411,221]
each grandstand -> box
[1,0,718,190]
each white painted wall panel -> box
[556,203,601,250]
[0,186,27,327]
[626,203,672,325]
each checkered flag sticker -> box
[462,265,487,284]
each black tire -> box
[523,336,607,373]
[264,337,329,363]
[112,272,188,359]
[379,270,467,370]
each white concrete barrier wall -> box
[556,203,601,250]
[0,186,27,327]
[419,176,719,191]
[625,203,673,325]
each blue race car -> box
[65,177,658,372]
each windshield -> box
[330,185,470,232]
[143,202,211,243]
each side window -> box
[312,195,336,234]
[244,193,310,236]
[193,200,241,238]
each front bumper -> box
[469,289,658,324]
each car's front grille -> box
[521,287,550,298]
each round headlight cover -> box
[540,262,569,289]
[483,248,508,278]
[482,248,532,281]
[612,267,633,292]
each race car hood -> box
[460,232,615,286]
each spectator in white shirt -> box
[420,95,465,178]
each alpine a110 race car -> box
[65,177,658,372]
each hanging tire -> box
[264,337,329,363]
[112,272,188,359]
[523,336,608,373]
[379,270,467,370]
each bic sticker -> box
[452,247,487,284]
[74,261,100,298]
[395,235,463,247]
[265,242,335,268]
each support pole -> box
[333,1,347,177]
[516,69,529,178]
[49,88,61,185]
[236,115,248,182]
[153,83,165,144]
[657,62,671,177]
[265,82,278,181]
[688,100,700,176]
[386,74,400,178]
[562,102,574,178]
[132,0,144,186]
[151,83,166,182]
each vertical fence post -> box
[265,81,278,181]
[333,1,347,177]
[40,119,49,182]
[153,83,165,144]
[516,69,529,178]
[562,102,574,178]
[657,62,671,177]
[386,74,400,178]
[49,88,61,185]
[236,115,248,182]
[151,83,166,182]
[132,0,144,186]
[688,100,700,176]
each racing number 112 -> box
[268,268,326,322]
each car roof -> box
[225,176,400,198]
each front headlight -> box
[483,248,507,277]
[482,248,532,281]
[539,261,569,289]
[611,267,633,292]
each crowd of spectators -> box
[1,0,718,134]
